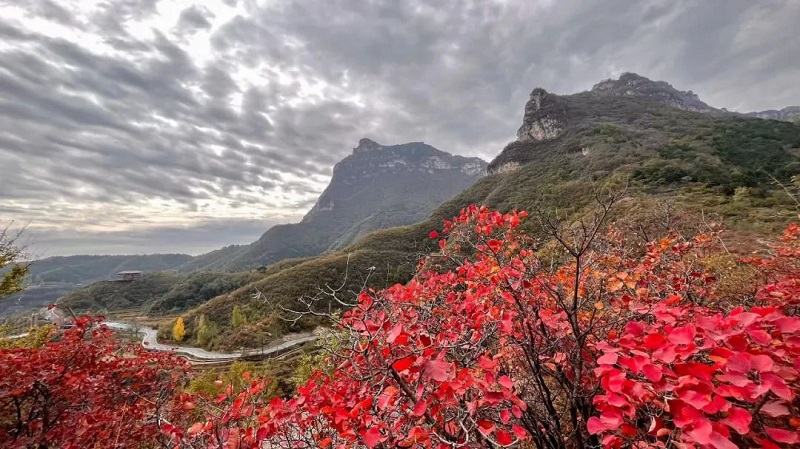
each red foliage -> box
[0,317,188,449]
[249,206,800,448]
[6,205,800,449]
[592,304,800,448]
[163,373,272,449]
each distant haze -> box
[1,1,799,255]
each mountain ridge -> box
[179,140,487,272]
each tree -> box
[231,305,246,328]
[0,317,188,448]
[0,225,28,299]
[243,204,800,449]
[173,316,186,342]
[196,314,217,346]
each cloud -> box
[26,219,281,256]
[177,5,213,32]
[0,0,798,255]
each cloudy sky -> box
[1,0,799,256]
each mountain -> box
[176,73,800,351]
[0,254,191,318]
[590,72,718,114]
[746,106,800,122]
[23,254,192,284]
[180,140,486,272]
[57,271,261,316]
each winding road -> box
[103,321,319,361]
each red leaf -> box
[668,325,695,345]
[477,420,495,436]
[412,398,428,417]
[422,358,451,382]
[644,333,666,350]
[708,431,738,449]
[773,317,800,333]
[642,364,663,382]
[392,356,415,373]
[386,323,403,344]
[597,352,619,365]
[721,406,751,435]
[586,417,604,435]
[761,401,790,418]
[498,375,513,389]
[361,428,382,448]
[765,427,799,444]
[487,239,502,252]
[496,430,513,445]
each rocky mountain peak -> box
[591,72,716,113]
[516,87,568,142]
[353,138,384,154]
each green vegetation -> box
[180,248,420,351]
[231,305,246,328]
[57,271,261,315]
[0,226,28,300]
[1,253,192,318]
[195,314,217,346]
[23,253,191,285]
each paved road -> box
[103,321,318,361]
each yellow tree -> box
[172,317,186,342]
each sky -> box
[1,0,799,256]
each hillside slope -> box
[57,271,262,316]
[180,140,486,272]
[178,73,800,350]
[0,253,191,318]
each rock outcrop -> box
[516,88,568,142]
[352,138,384,154]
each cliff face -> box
[188,139,487,271]
[304,139,486,222]
[515,88,569,142]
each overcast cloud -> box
[1,0,799,255]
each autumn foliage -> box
[246,204,800,448]
[0,317,188,449]
[3,204,800,449]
